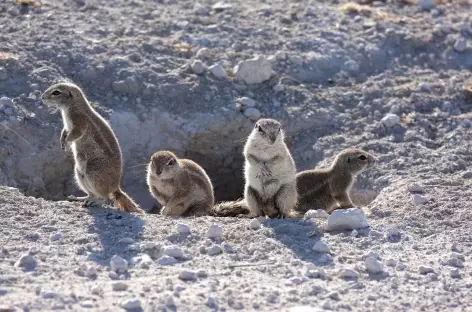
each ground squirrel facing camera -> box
[41,82,142,213]
[295,148,376,214]
[147,151,215,217]
[214,118,299,218]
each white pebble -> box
[91,285,103,296]
[162,245,184,259]
[365,256,384,274]
[121,299,142,310]
[209,64,228,79]
[196,47,211,59]
[419,265,434,275]
[326,208,369,231]
[80,300,94,308]
[243,107,261,121]
[112,282,128,291]
[239,97,256,107]
[412,194,427,205]
[407,183,424,193]
[453,38,468,53]
[312,241,330,253]
[207,224,222,239]
[179,270,197,281]
[110,255,128,272]
[177,223,190,234]
[191,60,206,75]
[86,266,97,278]
[304,210,329,219]
[158,256,178,265]
[249,218,261,230]
[234,56,273,84]
[207,245,223,256]
[119,237,134,244]
[50,232,63,241]
[340,268,359,279]
[381,113,400,128]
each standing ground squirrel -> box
[295,148,376,214]
[147,151,215,217]
[214,118,299,218]
[41,82,143,213]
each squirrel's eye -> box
[168,159,176,166]
[358,155,367,160]
[52,90,61,96]
[258,126,264,133]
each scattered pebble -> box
[340,269,359,279]
[15,253,37,270]
[243,107,261,121]
[91,285,103,296]
[318,254,333,264]
[418,0,435,10]
[239,97,256,107]
[365,256,384,274]
[206,296,217,308]
[177,223,190,234]
[408,183,424,193]
[453,38,468,53]
[121,299,142,310]
[108,271,119,280]
[179,270,197,281]
[119,237,134,245]
[162,245,184,259]
[112,282,128,291]
[207,224,222,239]
[80,300,94,308]
[158,256,178,266]
[419,265,434,275]
[412,194,427,205]
[196,270,209,278]
[86,266,97,278]
[196,48,211,59]
[312,241,330,253]
[50,232,63,241]
[326,291,340,301]
[446,257,464,268]
[40,290,57,299]
[191,60,206,75]
[207,245,223,256]
[209,64,228,79]
[212,1,232,12]
[110,255,128,272]
[386,259,397,267]
[363,250,381,260]
[396,263,406,271]
[381,113,400,128]
[304,210,329,219]
[326,208,369,231]
[249,218,261,230]
[234,56,273,84]
[450,268,461,278]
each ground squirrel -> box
[295,148,376,214]
[214,118,299,218]
[147,151,215,217]
[41,82,142,213]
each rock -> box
[50,232,63,241]
[108,271,119,280]
[177,223,190,234]
[363,250,380,260]
[222,243,234,253]
[418,0,435,10]
[197,270,209,278]
[340,269,359,279]
[206,296,217,308]
[386,259,397,267]
[207,245,223,256]
[365,256,384,274]
[239,97,256,107]
[273,84,285,92]
[15,253,37,270]
[234,56,273,84]
[381,113,400,128]
[158,256,178,265]
[326,208,369,231]
[121,299,142,310]
[412,194,427,205]
[179,270,197,281]
[41,290,57,299]
[112,282,128,291]
[207,224,222,239]
[304,210,329,219]
[446,257,464,268]
[209,64,228,79]
[86,266,97,278]
[243,108,261,121]
[110,255,128,272]
[318,254,333,264]
[212,1,232,12]
[326,291,340,301]
[419,265,434,275]
[162,245,184,258]
[396,263,406,271]
[196,48,211,59]
[450,268,461,278]
[249,218,261,230]
[312,241,330,253]
[0,97,13,108]
[191,60,206,75]
[80,300,94,308]
[91,286,103,296]
[453,38,468,53]
[119,237,134,245]
[408,183,424,193]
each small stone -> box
[412,194,427,205]
[386,259,397,267]
[167,296,175,307]
[239,97,256,107]
[365,256,384,274]
[318,254,333,264]
[396,263,406,271]
[196,270,209,278]
[304,210,329,219]
[369,230,383,238]
[419,265,434,275]
[243,107,261,121]
[41,290,57,299]
[207,245,223,256]
[110,255,128,272]
[15,253,37,270]
[207,224,222,239]
[446,257,464,268]
[453,38,467,53]
[162,245,184,259]
[158,256,178,265]
[121,299,142,310]
[305,269,321,278]
[112,282,128,291]
[209,64,228,79]
[381,113,400,128]
[273,84,285,92]
[312,241,330,253]
[212,1,232,12]
[179,270,197,281]
[206,296,217,308]
[50,232,63,241]
[177,223,190,234]
[340,269,359,279]
[418,0,435,10]
[350,229,359,237]
[363,250,381,260]
[108,271,119,280]
[191,60,206,75]
[0,289,7,296]
[450,268,461,278]
[408,183,424,193]
[321,299,332,310]
[326,291,340,301]
[86,266,97,278]
[91,285,103,296]
[119,237,134,244]
[326,208,369,231]
[234,56,273,84]
[0,97,13,107]
[196,48,211,59]
[81,300,94,308]
[222,243,234,253]
[249,218,261,230]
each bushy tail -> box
[210,199,251,217]
[111,189,144,214]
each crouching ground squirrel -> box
[214,118,299,218]
[42,82,143,213]
[147,151,215,217]
[295,148,376,214]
